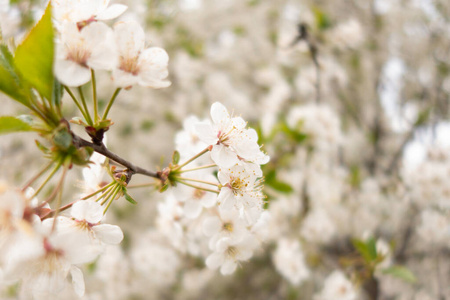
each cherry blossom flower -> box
[54,22,117,87]
[205,235,259,275]
[202,209,247,249]
[195,102,268,168]
[52,0,127,24]
[112,20,171,88]
[217,165,265,212]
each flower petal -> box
[93,224,124,245]
[70,266,85,297]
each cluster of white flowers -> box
[157,102,269,275]
[52,0,170,88]
[0,180,123,298]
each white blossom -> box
[112,20,171,88]
[55,22,117,87]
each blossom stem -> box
[178,164,217,173]
[91,69,99,123]
[78,86,93,126]
[102,88,121,120]
[64,86,91,123]
[173,147,209,171]
[127,182,158,189]
[103,184,121,214]
[22,160,54,192]
[28,161,62,201]
[99,184,118,205]
[51,167,67,232]
[177,180,220,194]
[174,177,219,187]
[81,181,115,200]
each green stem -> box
[28,161,62,200]
[179,164,217,173]
[91,69,99,123]
[174,177,219,187]
[52,167,67,232]
[173,147,209,171]
[127,182,157,189]
[22,160,54,192]
[103,184,121,214]
[99,184,119,205]
[81,181,115,200]
[102,88,121,120]
[64,86,90,123]
[178,180,219,194]
[78,86,93,125]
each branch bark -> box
[72,133,161,180]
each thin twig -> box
[72,134,161,179]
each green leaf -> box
[313,7,331,30]
[264,170,294,194]
[14,4,54,100]
[382,266,417,283]
[366,237,378,261]
[124,191,137,204]
[0,116,32,135]
[352,239,373,263]
[172,150,180,165]
[53,128,73,150]
[0,45,30,105]
[52,79,63,108]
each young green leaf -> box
[172,150,180,165]
[382,266,417,283]
[124,191,138,204]
[0,116,32,135]
[14,3,54,100]
[0,45,30,106]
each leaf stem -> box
[102,88,121,120]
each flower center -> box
[223,222,233,232]
[193,188,206,200]
[67,46,91,67]
[119,55,140,75]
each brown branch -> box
[71,133,161,180]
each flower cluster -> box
[157,102,269,275]
[0,181,123,298]
[52,0,170,89]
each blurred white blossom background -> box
[1,0,450,299]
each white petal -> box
[220,259,237,275]
[211,145,238,168]
[96,4,127,20]
[82,22,117,70]
[205,252,224,270]
[71,200,103,223]
[70,266,85,297]
[202,216,222,236]
[195,122,218,145]
[114,20,145,59]
[217,188,235,210]
[54,59,90,87]
[112,68,138,88]
[93,224,124,244]
[211,102,229,125]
